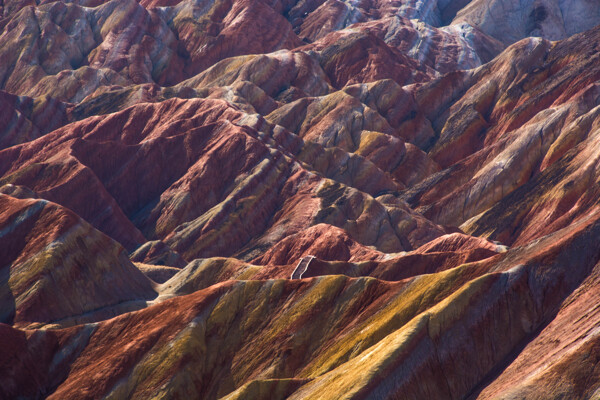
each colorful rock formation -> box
[2,0,600,399]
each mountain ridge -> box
[2,0,600,398]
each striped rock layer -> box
[2,0,600,399]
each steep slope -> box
[2,208,600,399]
[2,0,600,399]
[0,90,72,150]
[0,195,155,328]
[455,0,600,43]
[402,26,600,246]
[0,97,445,261]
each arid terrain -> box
[2,0,600,399]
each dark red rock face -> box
[2,1,600,399]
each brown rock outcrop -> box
[0,195,155,328]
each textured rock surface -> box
[2,0,600,399]
[0,97,445,261]
[455,0,600,43]
[3,212,600,399]
[0,195,155,328]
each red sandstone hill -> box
[2,0,600,399]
